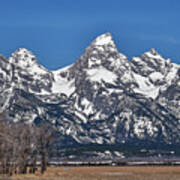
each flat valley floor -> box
[2,166,180,180]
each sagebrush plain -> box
[1,166,180,180]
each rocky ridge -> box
[0,33,180,147]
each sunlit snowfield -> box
[1,166,180,180]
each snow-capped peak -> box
[80,33,119,68]
[149,48,158,55]
[16,48,33,54]
[9,48,37,68]
[11,48,36,59]
[144,48,164,60]
[92,33,115,46]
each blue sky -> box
[0,0,180,69]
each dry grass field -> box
[1,166,180,180]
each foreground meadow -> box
[1,166,180,180]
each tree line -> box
[0,113,55,176]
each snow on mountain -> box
[86,67,117,83]
[0,33,180,147]
[52,65,75,96]
[92,33,115,46]
[9,48,37,68]
[133,73,160,99]
[149,72,164,83]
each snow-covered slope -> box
[0,33,180,147]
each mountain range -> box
[0,33,180,158]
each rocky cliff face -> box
[0,33,180,146]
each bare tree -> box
[36,122,54,174]
[0,113,55,175]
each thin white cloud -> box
[138,34,180,45]
[166,37,179,44]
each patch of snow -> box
[110,57,127,71]
[104,150,111,155]
[133,73,160,99]
[87,67,117,84]
[74,111,87,123]
[145,51,163,60]
[27,114,37,123]
[93,111,101,120]
[93,33,114,46]
[149,72,164,83]
[114,151,124,158]
[96,46,104,51]
[66,127,72,135]
[81,98,94,115]
[28,63,47,74]
[53,64,73,74]
[40,89,49,95]
[95,137,103,144]
[88,57,102,68]
[52,79,74,96]
[165,65,178,84]
[52,68,75,96]
[121,71,133,83]
[134,117,158,138]
[132,57,142,63]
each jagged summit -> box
[132,48,168,69]
[91,33,115,46]
[78,33,120,69]
[149,48,159,55]
[9,48,37,68]
[15,48,32,53]
[144,48,163,58]
[10,48,36,58]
